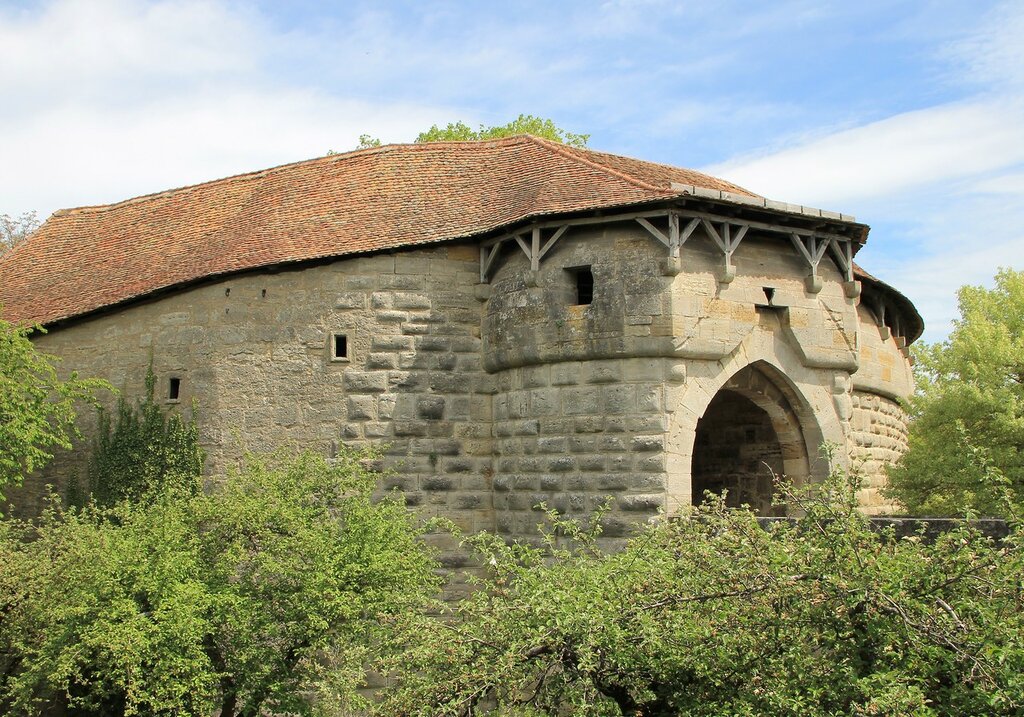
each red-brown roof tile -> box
[0,134,758,327]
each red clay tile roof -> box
[0,135,757,327]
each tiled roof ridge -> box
[52,136,559,217]
[522,135,679,194]
[526,135,759,198]
[52,143,400,216]
[48,135,746,220]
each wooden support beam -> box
[513,233,532,262]
[675,217,700,259]
[683,208,857,244]
[828,238,855,283]
[479,205,859,285]
[480,243,503,282]
[730,224,749,251]
[703,219,748,283]
[702,218,725,253]
[531,227,541,272]
[636,217,671,248]
[704,220,748,260]
[482,208,675,248]
[482,206,859,249]
[790,233,829,276]
[538,225,568,261]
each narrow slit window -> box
[331,333,349,362]
[168,377,181,402]
[569,267,594,305]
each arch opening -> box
[690,364,811,516]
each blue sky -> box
[2,0,1022,342]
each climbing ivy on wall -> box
[85,367,204,506]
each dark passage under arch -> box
[691,364,810,516]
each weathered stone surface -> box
[17,226,916,556]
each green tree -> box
[0,448,439,716]
[380,474,1024,716]
[356,133,382,149]
[886,268,1024,517]
[415,114,589,147]
[0,211,39,256]
[0,316,107,506]
[350,114,589,152]
[85,367,204,507]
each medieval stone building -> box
[0,135,920,545]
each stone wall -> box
[20,245,495,572]
[850,391,909,512]
[481,220,868,534]
[14,218,918,536]
[850,303,915,512]
[491,359,670,549]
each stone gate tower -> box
[0,135,921,544]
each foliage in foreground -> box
[382,474,1024,716]
[0,449,439,716]
[886,268,1024,517]
[0,315,107,506]
[83,367,204,507]
[351,114,590,151]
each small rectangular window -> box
[568,266,594,305]
[168,377,181,402]
[331,333,349,362]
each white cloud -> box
[944,1,1024,90]
[704,98,1024,210]
[0,0,455,218]
[0,0,260,103]
[2,91,453,217]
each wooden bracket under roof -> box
[478,204,863,285]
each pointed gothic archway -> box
[691,362,811,516]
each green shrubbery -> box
[381,474,1024,716]
[4,275,1024,716]
[0,449,439,716]
[0,314,107,507]
[6,458,1021,716]
[887,268,1024,517]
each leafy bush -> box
[381,473,1024,716]
[886,268,1024,517]
[0,449,439,716]
[0,315,107,506]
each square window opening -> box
[168,377,181,402]
[568,266,594,305]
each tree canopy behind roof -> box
[351,114,589,151]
